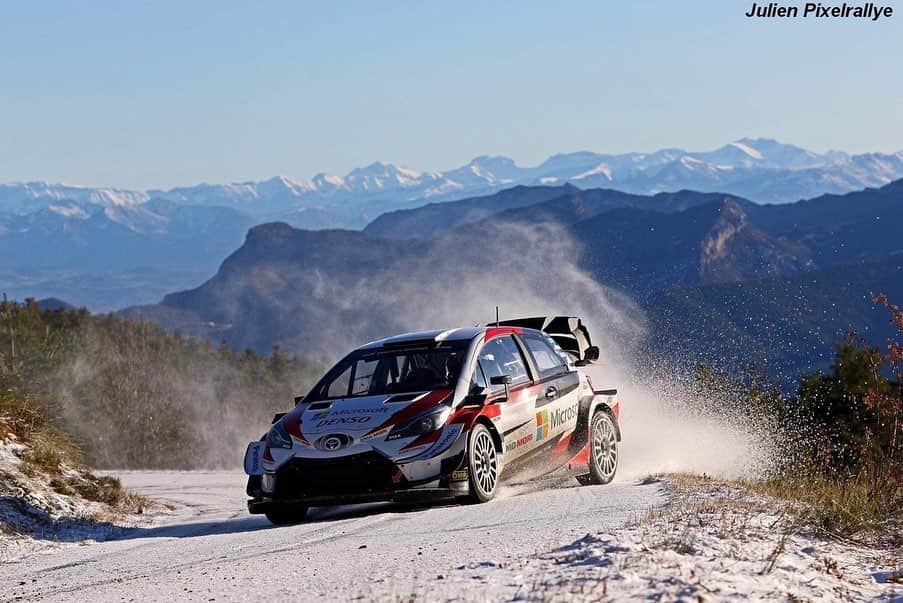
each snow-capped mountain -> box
[0,199,253,273]
[0,182,150,215]
[2,139,902,232]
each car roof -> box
[359,327,486,350]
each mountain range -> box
[120,178,903,380]
[3,139,902,235]
[0,139,903,318]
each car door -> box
[475,335,536,463]
[518,332,580,464]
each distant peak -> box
[312,172,344,185]
[246,221,295,242]
[728,141,764,160]
[468,155,516,166]
[347,161,418,175]
[736,137,780,145]
[364,161,392,170]
[351,161,394,172]
[36,298,76,311]
[262,175,302,188]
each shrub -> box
[755,294,903,537]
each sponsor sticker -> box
[451,469,469,481]
[329,407,390,415]
[311,407,390,420]
[535,402,579,441]
[244,441,265,475]
[505,432,534,452]
[315,416,372,428]
[361,427,390,441]
[419,424,462,458]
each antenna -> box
[495,305,499,327]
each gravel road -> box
[1,471,666,602]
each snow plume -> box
[597,365,777,480]
[240,220,777,479]
[421,221,778,481]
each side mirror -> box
[463,385,488,406]
[489,374,512,403]
[293,394,305,406]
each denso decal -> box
[315,416,373,428]
[535,402,579,441]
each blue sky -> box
[1,1,901,189]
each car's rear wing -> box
[488,316,600,366]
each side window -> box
[478,336,530,392]
[523,334,568,379]
[351,358,378,395]
[326,364,352,398]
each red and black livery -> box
[243,316,620,525]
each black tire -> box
[264,505,308,525]
[467,424,500,503]
[587,411,618,485]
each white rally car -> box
[244,316,620,525]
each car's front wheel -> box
[264,505,308,526]
[587,411,618,485]
[467,424,500,502]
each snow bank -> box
[0,435,155,563]
[390,477,901,601]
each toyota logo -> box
[322,436,343,451]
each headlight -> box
[266,420,293,449]
[387,405,451,441]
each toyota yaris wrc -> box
[244,316,620,525]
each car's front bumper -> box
[246,449,470,511]
[247,487,463,513]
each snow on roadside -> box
[388,477,902,601]
[0,436,162,564]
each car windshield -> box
[306,341,471,401]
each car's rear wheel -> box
[587,411,618,485]
[264,505,308,525]
[467,424,499,502]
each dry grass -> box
[0,388,55,443]
[744,469,902,542]
[660,469,902,583]
[2,388,151,518]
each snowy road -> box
[1,471,665,602]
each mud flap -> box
[244,441,265,475]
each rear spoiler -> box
[487,316,600,366]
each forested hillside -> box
[0,298,323,469]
